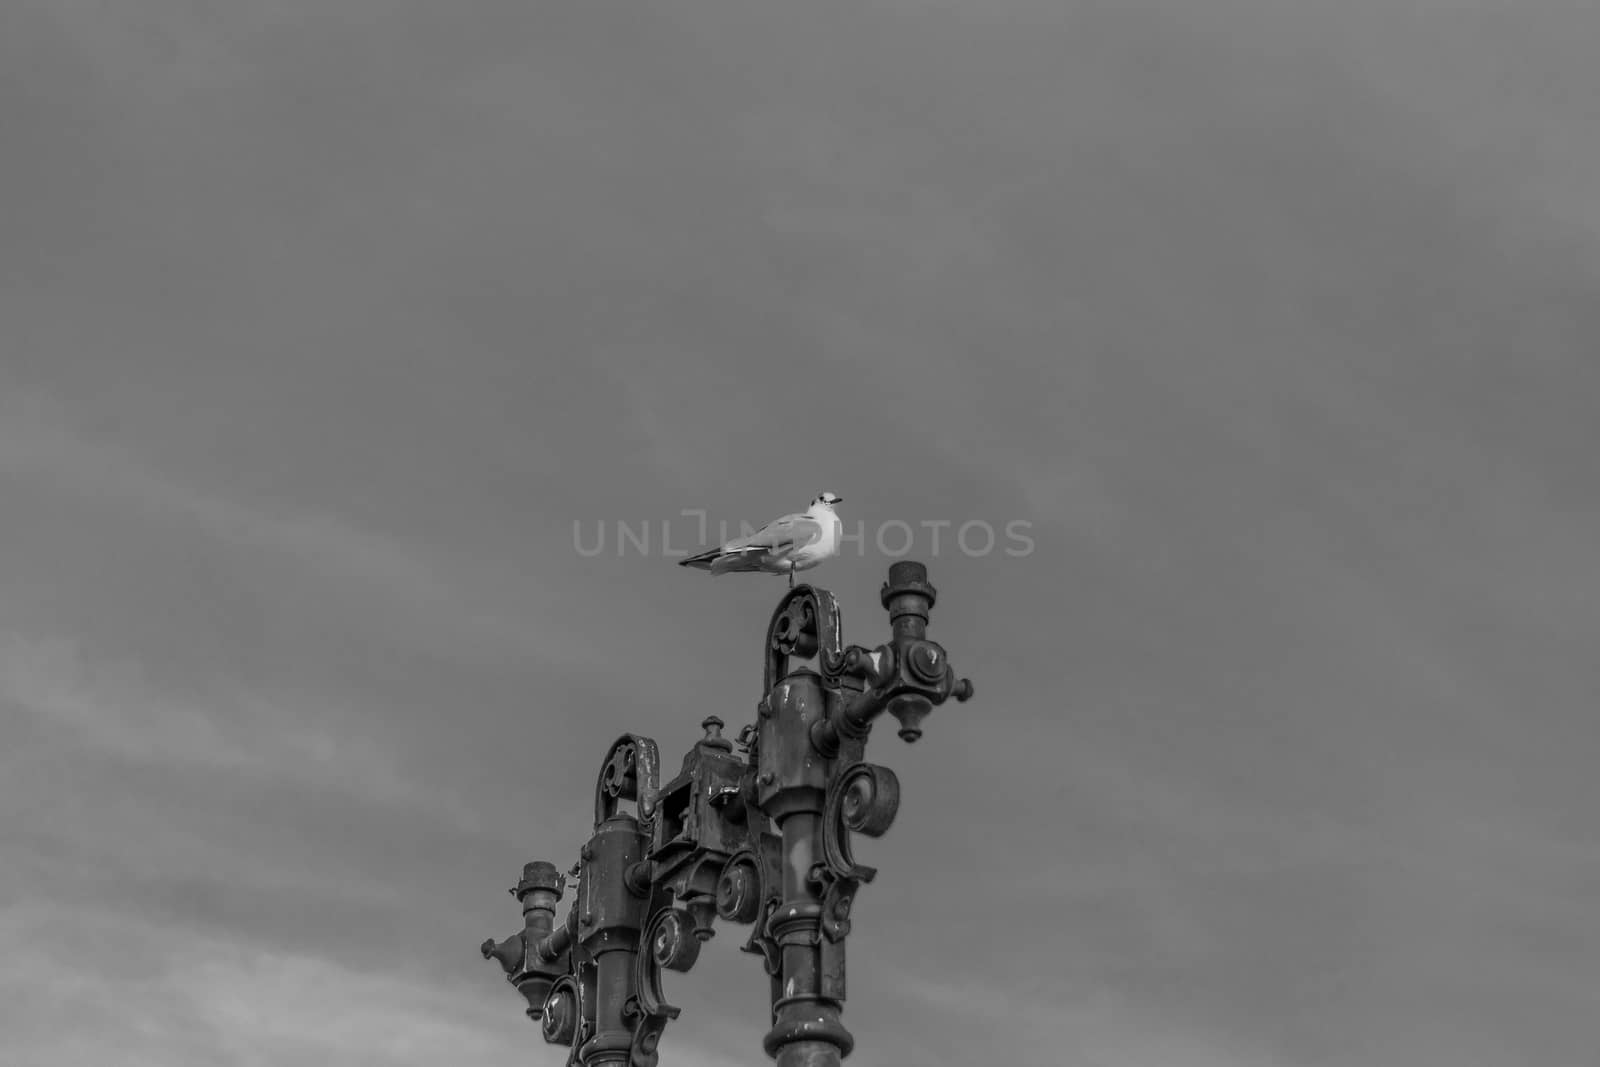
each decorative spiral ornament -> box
[719,843,782,975]
[650,908,701,973]
[747,896,783,976]
[630,1022,664,1067]
[715,854,763,924]
[540,977,579,1046]
[601,744,631,797]
[634,909,688,1024]
[841,763,899,837]
[628,925,677,1067]
[773,599,818,659]
[763,588,845,692]
[822,762,900,881]
[592,735,662,829]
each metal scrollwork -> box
[812,871,859,943]
[763,586,846,692]
[747,897,783,975]
[628,1017,666,1067]
[621,993,664,1067]
[651,908,702,973]
[631,904,703,1067]
[720,844,783,975]
[715,850,764,925]
[541,975,579,1046]
[635,908,688,1019]
[811,762,901,942]
[594,734,662,829]
[822,762,900,881]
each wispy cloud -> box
[0,388,611,671]
[869,964,1288,1067]
[0,388,460,597]
[0,631,478,829]
[0,897,768,1067]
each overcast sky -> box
[3,2,1599,1065]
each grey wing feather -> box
[726,514,822,556]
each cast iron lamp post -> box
[481,561,974,1067]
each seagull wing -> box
[680,511,828,574]
[725,513,824,559]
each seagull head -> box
[812,491,843,510]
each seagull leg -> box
[788,570,795,589]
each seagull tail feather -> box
[679,549,722,569]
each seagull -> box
[679,492,844,588]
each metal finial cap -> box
[516,860,565,897]
[887,561,927,585]
[700,715,733,751]
[881,560,936,610]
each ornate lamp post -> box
[482,561,974,1067]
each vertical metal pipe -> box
[763,809,853,1067]
[581,946,635,1067]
